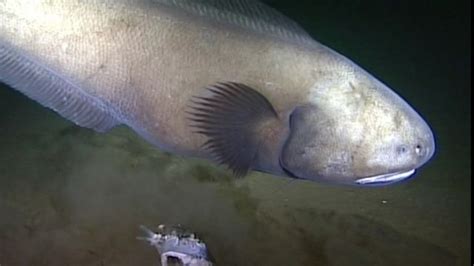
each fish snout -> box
[395,122,435,169]
[414,128,436,166]
[355,131,436,186]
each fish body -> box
[0,0,435,185]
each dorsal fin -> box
[152,0,314,44]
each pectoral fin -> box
[188,82,278,176]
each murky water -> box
[0,1,470,265]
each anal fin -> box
[0,44,120,132]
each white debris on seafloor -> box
[138,224,213,266]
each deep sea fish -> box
[0,0,435,185]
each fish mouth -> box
[355,169,416,186]
[279,155,418,186]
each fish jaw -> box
[354,169,416,186]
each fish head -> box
[279,54,435,186]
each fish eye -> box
[396,145,408,155]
